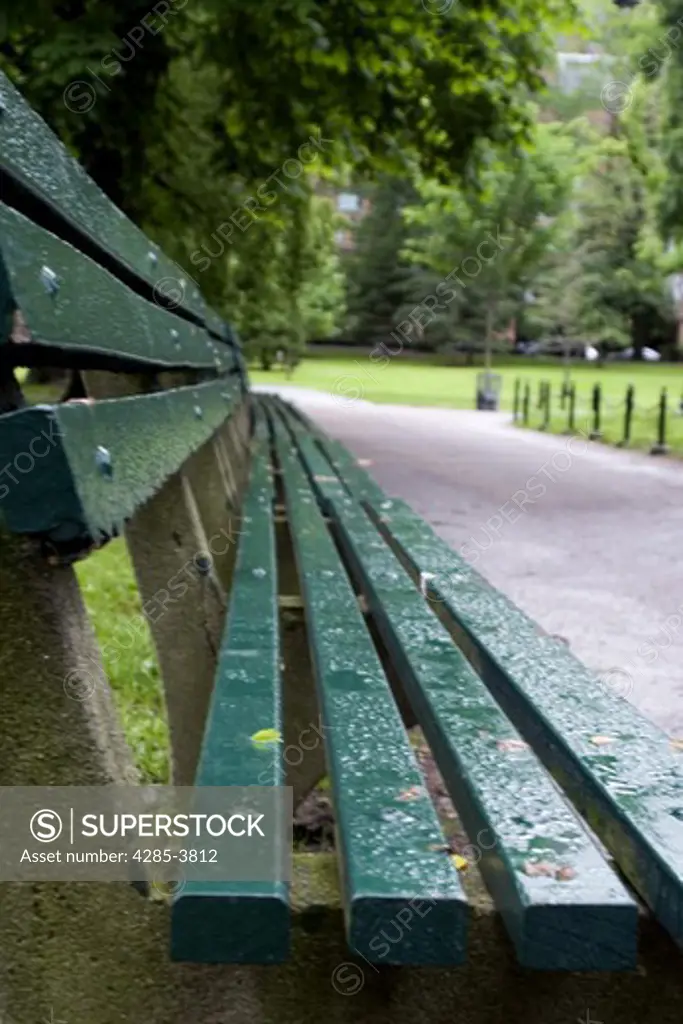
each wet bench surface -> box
[266,393,683,968]
[172,393,649,971]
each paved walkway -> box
[257,385,683,735]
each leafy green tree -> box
[224,192,345,369]
[530,98,674,356]
[400,115,580,361]
[344,179,418,346]
[0,0,574,362]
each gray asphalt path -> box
[257,384,683,735]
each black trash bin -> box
[476,371,502,411]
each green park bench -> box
[1,69,683,1024]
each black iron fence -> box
[512,379,673,456]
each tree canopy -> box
[6,0,682,365]
[0,0,574,363]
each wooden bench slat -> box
[0,378,239,548]
[286,416,683,958]
[0,70,225,331]
[271,397,383,504]
[364,501,683,952]
[268,403,468,966]
[172,410,288,963]
[287,441,638,970]
[0,203,230,372]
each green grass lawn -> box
[251,354,683,453]
[75,541,169,783]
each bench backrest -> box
[0,69,246,557]
[0,69,252,800]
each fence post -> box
[618,384,634,448]
[536,380,544,409]
[565,382,576,434]
[651,387,669,455]
[522,382,530,425]
[559,378,570,411]
[589,383,602,440]
[540,381,551,431]
[513,378,521,423]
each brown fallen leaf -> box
[496,739,528,752]
[427,843,450,854]
[524,861,576,881]
[524,861,556,878]
[397,785,423,802]
[671,738,683,752]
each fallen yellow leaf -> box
[250,728,281,746]
[451,855,469,871]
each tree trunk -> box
[260,349,273,371]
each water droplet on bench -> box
[95,446,113,477]
[40,265,60,297]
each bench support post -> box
[82,371,249,785]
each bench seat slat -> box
[286,440,638,970]
[271,397,380,503]
[269,404,467,966]
[0,203,229,372]
[368,502,683,953]
[172,410,288,963]
[0,378,239,548]
[283,406,683,956]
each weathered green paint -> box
[172,411,289,963]
[0,70,209,325]
[269,407,467,966]
[0,378,240,549]
[298,471,637,969]
[0,203,229,372]
[357,487,683,957]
